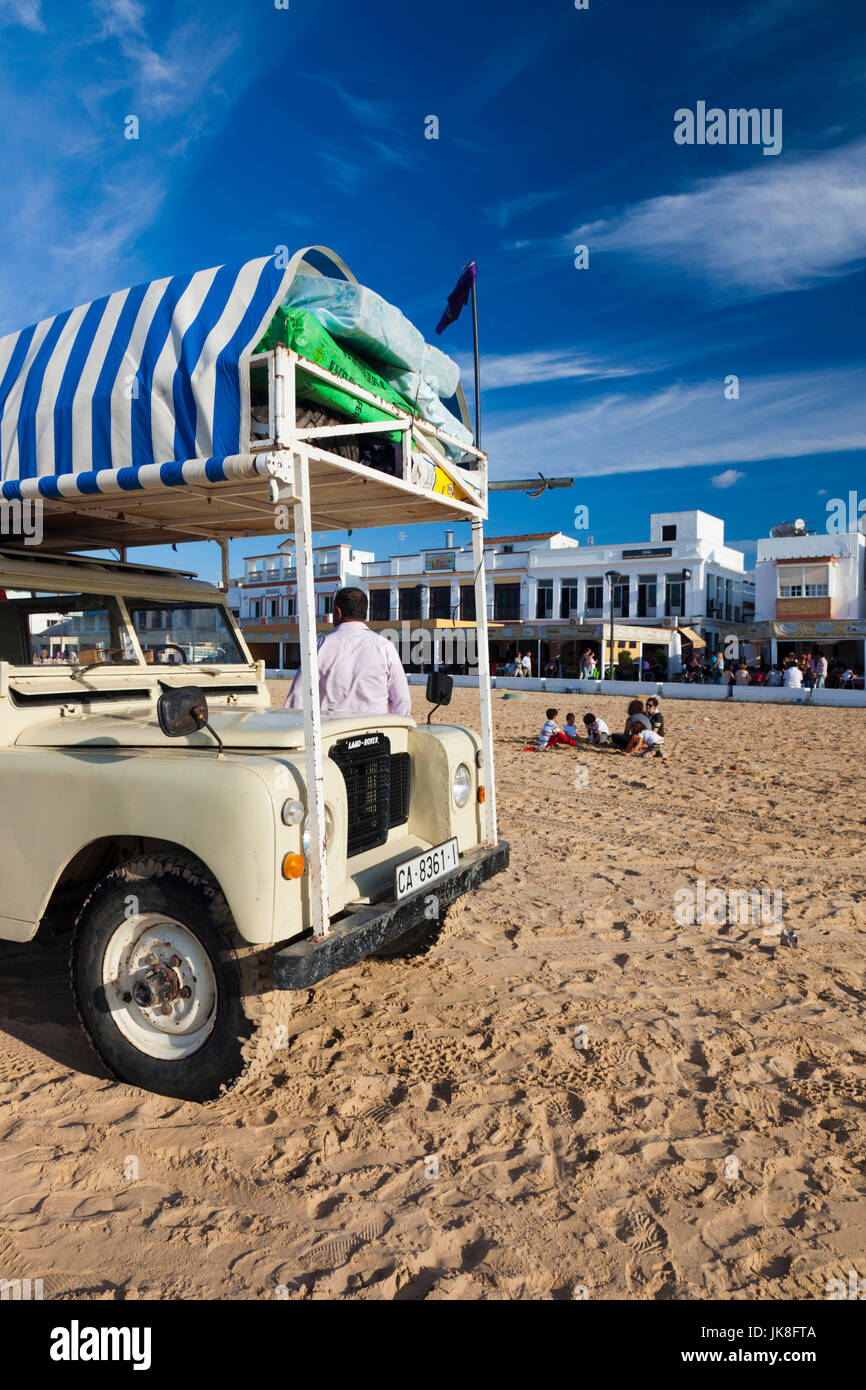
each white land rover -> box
[0,551,508,1100]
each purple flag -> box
[435,262,476,335]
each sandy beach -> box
[1,684,865,1301]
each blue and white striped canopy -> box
[0,254,295,502]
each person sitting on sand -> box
[610,698,650,748]
[582,712,611,745]
[625,719,667,759]
[536,708,577,749]
[563,712,580,740]
[644,695,664,737]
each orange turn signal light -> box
[282,853,306,880]
[477,786,486,803]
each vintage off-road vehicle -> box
[0,247,507,1099]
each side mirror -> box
[425,670,453,722]
[426,670,453,706]
[157,685,209,738]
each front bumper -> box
[274,841,510,990]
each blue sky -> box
[1,0,864,578]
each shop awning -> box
[677,626,705,648]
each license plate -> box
[394,838,459,901]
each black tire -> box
[70,855,289,1102]
[370,898,462,961]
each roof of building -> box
[484,532,559,544]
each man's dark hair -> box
[333,587,367,621]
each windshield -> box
[125,600,246,666]
[0,592,137,666]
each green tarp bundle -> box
[255,306,413,433]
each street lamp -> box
[605,570,623,681]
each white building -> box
[236,509,753,676]
[239,539,374,666]
[749,526,866,672]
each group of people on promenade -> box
[687,649,858,689]
[527,696,668,760]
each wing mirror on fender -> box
[425,669,453,723]
[157,684,224,754]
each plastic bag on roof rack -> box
[284,274,460,400]
[379,366,474,459]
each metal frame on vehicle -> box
[5,358,500,947]
[261,342,498,940]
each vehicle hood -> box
[15,707,415,751]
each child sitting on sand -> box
[625,719,667,759]
[536,708,577,749]
[563,712,580,740]
[582,712,611,745]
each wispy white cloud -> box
[711,468,746,488]
[570,139,866,297]
[488,188,563,228]
[2,0,44,31]
[485,369,866,479]
[455,348,640,389]
[0,2,267,330]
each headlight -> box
[302,805,334,856]
[452,763,472,808]
[281,798,304,827]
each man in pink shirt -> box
[285,587,412,718]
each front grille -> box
[389,752,410,827]
[329,735,412,857]
[329,733,391,856]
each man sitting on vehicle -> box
[285,586,412,717]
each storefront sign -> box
[425,553,456,572]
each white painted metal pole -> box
[293,445,330,938]
[471,518,497,846]
[274,354,328,938]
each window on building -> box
[637,575,657,617]
[250,599,262,620]
[778,565,829,599]
[460,585,476,620]
[493,583,521,620]
[399,586,422,620]
[267,598,279,619]
[662,524,677,541]
[585,578,603,614]
[286,595,297,620]
[560,579,579,618]
[665,577,686,617]
[613,579,629,617]
[536,580,553,619]
[317,592,334,619]
[430,586,451,619]
[369,589,390,621]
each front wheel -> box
[70,855,289,1101]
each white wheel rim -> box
[101,913,218,1061]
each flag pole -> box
[471,277,481,448]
